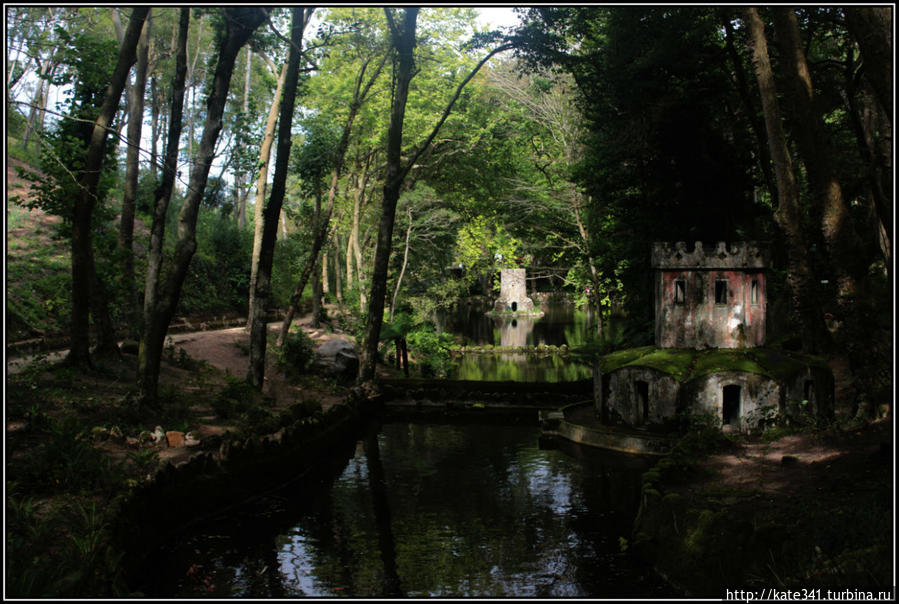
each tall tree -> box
[139,7,268,404]
[248,7,312,389]
[357,8,419,382]
[771,8,865,307]
[119,10,151,337]
[65,7,149,367]
[358,8,512,381]
[743,6,830,353]
[247,58,290,326]
[140,7,189,400]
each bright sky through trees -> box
[475,6,521,30]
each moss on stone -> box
[623,348,696,377]
[598,345,656,373]
[598,346,828,384]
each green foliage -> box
[5,492,129,598]
[9,415,124,495]
[405,326,455,377]
[211,375,259,420]
[175,210,253,315]
[455,216,525,290]
[276,329,316,378]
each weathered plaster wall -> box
[681,371,781,431]
[653,241,767,349]
[604,366,679,426]
[493,268,536,312]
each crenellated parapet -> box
[652,241,769,270]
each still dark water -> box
[441,299,596,382]
[143,423,673,598]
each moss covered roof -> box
[598,346,827,383]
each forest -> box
[5,6,893,598]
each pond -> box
[141,422,673,598]
[440,298,596,382]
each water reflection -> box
[441,299,590,348]
[143,423,672,598]
[440,300,595,382]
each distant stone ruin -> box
[490,269,543,316]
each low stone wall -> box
[540,404,675,456]
[113,396,372,590]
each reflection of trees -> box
[160,424,658,597]
[452,354,591,382]
[364,431,403,596]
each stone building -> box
[490,268,542,316]
[593,242,833,434]
[652,241,768,349]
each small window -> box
[674,280,686,304]
[715,280,728,305]
[750,279,759,305]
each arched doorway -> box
[723,385,741,427]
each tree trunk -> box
[312,182,323,328]
[390,207,413,322]
[359,8,419,382]
[334,238,344,304]
[247,7,309,389]
[772,8,864,305]
[119,13,151,337]
[138,8,189,402]
[247,60,290,326]
[149,75,159,182]
[140,7,267,403]
[844,7,892,125]
[237,46,252,228]
[743,7,830,354]
[65,7,149,367]
[359,9,511,381]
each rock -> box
[184,432,201,447]
[152,425,166,445]
[109,425,123,440]
[314,338,359,382]
[125,436,140,447]
[166,431,185,448]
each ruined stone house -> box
[594,242,833,433]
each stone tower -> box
[492,268,538,314]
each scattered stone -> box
[152,425,166,445]
[109,425,123,440]
[184,432,201,447]
[166,431,185,448]
[125,436,140,447]
[314,338,359,382]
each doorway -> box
[636,380,649,423]
[723,385,741,426]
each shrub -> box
[276,330,316,378]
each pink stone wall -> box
[655,269,766,348]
